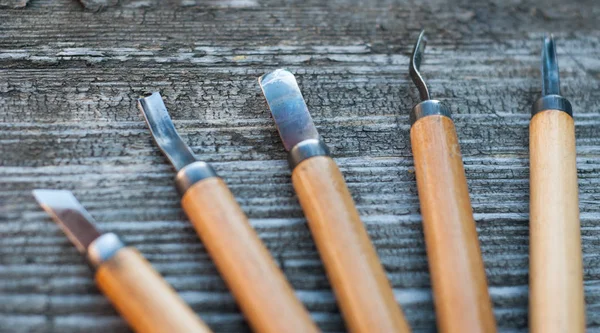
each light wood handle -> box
[529,110,585,333]
[95,247,211,333]
[410,115,496,333]
[181,177,319,333]
[292,155,410,333]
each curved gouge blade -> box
[137,92,197,171]
[32,189,101,253]
[259,69,319,151]
[409,29,431,101]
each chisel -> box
[32,189,212,333]
[137,92,319,333]
[259,69,410,333]
[529,35,585,333]
[407,31,496,333]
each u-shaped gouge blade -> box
[137,92,318,333]
[138,93,197,171]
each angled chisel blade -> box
[33,189,101,253]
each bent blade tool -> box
[407,30,496,333]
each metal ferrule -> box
[532,94,572,118]
[87,233,126,268]
[410,99,452,126]
[175,161,218,195]
[288,139,330,170]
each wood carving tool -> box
[407,31,497,333]
[259,69,411,333]
[137,92,319,333]
[529,35,585,333]
[32,189,212,333]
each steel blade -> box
[259,69,319,151]
[33,190,101,253]
[542,34,560,96]
[137,92,197,171]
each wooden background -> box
[1,0,599,332]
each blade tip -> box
[136,91,169,129]
[137,92,163,109]
[259,68,295,88]
[259,68,300,115]
[542,33,557,54]
[415,30,427,50]
[138,91,161,100]
[33,189,79,209]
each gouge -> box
[137,93,319,333]
[529,35,585,333]
[407,31,496,333]
[259,69,410,333]
[32,189,212,333]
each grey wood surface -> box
[1,0,599,332]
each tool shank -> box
[95,247,212,333]
[529,110,585,333]
[180,177,319,333]
[291,155,410,333]
[410,115,496,333]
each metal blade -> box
[137,92,197,171]
[259,69,319,151]
[542,34,560,96]
[32,190,101,253]
[409,30,431,101]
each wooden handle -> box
[529,110,585,333]
[95,247,211,333]
[292,156,410,333]
[181,177,319,333]
[410,115,496,333]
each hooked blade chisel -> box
[259,69,411,333]
[529,35,585,333]
[137,92,319,333]
[407,31,497,333]
[33,190,211,333]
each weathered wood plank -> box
[1,0,599,332]
[0,0,27,8]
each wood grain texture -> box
[0,0,600,332]
[529,110,585,333]
[410,115,496,333]
[292,155,410,333]
[0,0,28,8]
[181,177,319,333]
[95,247,212,333]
